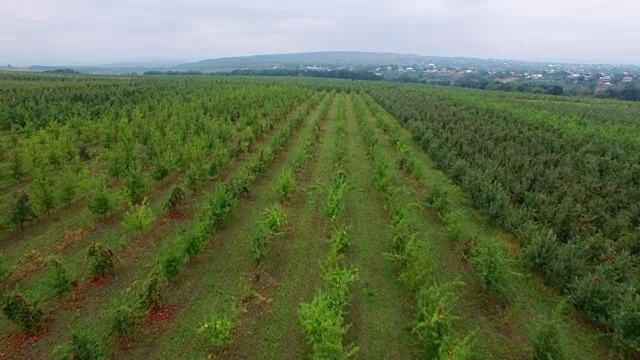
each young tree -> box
[10,190,36,228]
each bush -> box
[204,186,236,227]
[262,203,287,235]
[110,305,138,337]
[123,198,155,232]
[2,294,43,333]
[164,184,186,215]
[275,168,295,202]
[57,168,78,204]
[87,184,115,217]
[612,288,640,352]
[47,256,75,296]
[412,281,464,359]
[425,185,450,216]
[32,173,56,215]
[123,168,147,204]
[530,306,566,360]
[10,190,36,228]
[136,269,165,310]
[250,224,270,265]
[324,171,348,220]
[67,331,107,360]
[299,291,358,360]
[468,237,518,301]
[250,204,288,264]
[329,226,350,257]
[151,163,169,182]
[87,242,116,277]
[198,315,235,349]
[567,273,617,325]
[179,226,207,258]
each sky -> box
[2,0,639,66]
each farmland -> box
[0,72,638,359]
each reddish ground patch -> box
[1,330,46,358]
[147,303,178,324]
[84,277,106,289]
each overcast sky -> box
[2,0,639,66]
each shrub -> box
[198,315,235,349]
[324,171,348,220]
[160,252,183,280]
[299,291,358,360]
[164,184,186,215]
[123,168,147,204]
[329,226,350,257]
[612,288,640,352]
[67,331,107,360]
[151,163,169,182]
[87,184,114,217]
[250,224,270,265]
[250,204,288,264]
[530,306,566,360]
[262,203,287,235]
[110,305,138,337]
[137,269,165,310]
[204,186,236,227]
[9,149,26,180]
[179,226,207,258]
[32,174,56,215]
[567,273,617,325]
[2,294,43,333]
[468,237,518,301]
[9,190,36,228]
[57,168,78,204]
[87,242,116,277]
[123,198,155,232]
[412,281,465,359]
[47,256,75,296]
[425,185,450,215]
[275,168,295,202]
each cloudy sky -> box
[2,0,638,66]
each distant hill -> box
[25,52,640,75]
[29,60,184,75]
[174,51,435,71]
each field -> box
[0,73,638,359]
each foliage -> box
[612,288,640,352]
[110,305,138,337]
[467,237,518,301]
[530,306,566,360]
[250,203,288,264]
[87,182,115,217]
[65,331,107,360]
[197,315,235,349]
[2,294,43,333]
[9,190,36,228]
[123,197,155,232]
[122,167,147,204]
[412,281,465,359]
[275,168,295,201]
[136,268,165,310]
[164,184,186,215]
[32,172,56,215]
[86,242,116,277]
[324,170,348,220]
[47,256,76,296]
